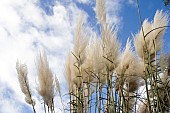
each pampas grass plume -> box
[82,34,104,82]
[74,14,89,65]
[134,10,168,59]
[16,61,35,106]
[65,52,73,91]
[36,52,54,108]
[116,39,144,92]
[101,25,120,71]
[96,0,106,24]
[116,38,135,76]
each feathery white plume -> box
[101,25,120,71]
[65,52,73,91]
[116,39,144,92]
[16,61,35,106]
[66,14,90,88]
[96,0,106,24]
[36,52,54,108]
[82,34,105,82]
[65,51,80,90]
[73,14,89,65]
[134,10,168,59]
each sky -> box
[0,0,169,113]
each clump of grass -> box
[65,0,170,112]
[134,1,169,112]
[16,0,170,113]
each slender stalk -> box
[95,80,98,113]
[87,79,90,113]
[75,87,78,113]
[23,78,36,113]
[48,106,49,113]
[136,0,152,112]
[109,72,116,113]
[98,75,101,113]
[111,85,116,113]
[69,91,71,113]
[118,93,121,113]
[90,90,93,113]
[153,40,163,112]
[106,67,114,113]
[32,105,36,113]
[44,101,46,113]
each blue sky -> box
[0,0,169,113]
[38,0,170,48]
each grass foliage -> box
[16,0,170,113]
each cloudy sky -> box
[0,0,169,113]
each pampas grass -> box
[73,15,89,66]
[96,0,106,25]
[65,14,90,113]
[16,61,36,113]
[65,52,73,91]
[101,25,120,72]
[16,0,170,113]
[134,10,168,60]
[64,1,170,112]
[36,52,55,113]
[116,39,144,94]
[115,39,144,112]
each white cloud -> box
[0,85,22,113]
[0,100,21,113]
[76,0,91,4]
[128,0,136,5]
[106,0,123,27]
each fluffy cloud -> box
[128,0,136,5]
[76,0,91,4]
[106,0,123,27]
